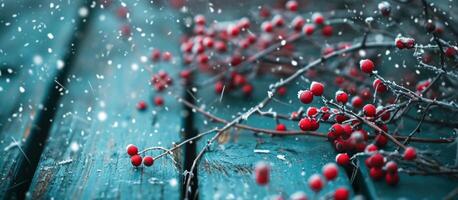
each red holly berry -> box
[351,96,363,108]
[377,108,391,121]
[197,54,209,64]
[365,144,378,152]
[312,13,325,25]
[242,84,253,96]
[370,167,384,180]
[117,7,128,19]
[334,187,349,200]
[363,104,377,117]
[403,147,417,160]
[320,106,331,121]
[299,117,312,131]
[215,41,227,53]
[154,96,164,106]
[261,21,274,33]
[378,1,391,16]
[143,156,154,166]
[126,144,138,156]
[310,81,324,96]
[375,134,388,147]
[254,162,270,185]
[330,124,344,137]
[321,25,333,37]
[385,173,399,185]
[370,153,385,168]
[194,14,206,25]
[276,123,287,131]
[373,79,387,93]
[227,25,240,37]
[162,51,172,61]
[445,47,457,57]
[309,118,320,131]
[292,16,305,31]
[335,91,348,104]
[303,24,315,36]
[299,90,314,104]
[272,15,285,27]
[277,87,287,96]
[385,161,398,174]
[322,163,338,181]
[286,0,298,12]
[308,174,324,192]
[215,81,224,94]
[131,155,142,166]
[359,59,375,74]
[307,107,318,117]
[137,101,147,111]
[336,153,350,166]
[342,125,353,139]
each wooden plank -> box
[0,0,84,197]
[193,77,353,199]
[27,2,184,199]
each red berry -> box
[238,17,250,29]
[194,14,206,25]
[370,167,384,180]
[261,21,274,33]
[137,101,147,111]
[334,187,349,200]
[126,144,138,156]
[359,59,375,74]
[197,54,209,64]
[373,79,387,93]
[230,55,243,67]
[336,153,350,166]
[308,174,324,192]
[385,161,398,174]
[215,81,224,94]
[117,7,128,18]
[378,1,391,16]
[272,15,285,27]
[445,47,457,57]
[375,134,388,147]
[370,153,385,168]
[254,162,270,185]
[310,81,324,96]
[322,163,338,181]
[335,114,348,124]
[312,13,325,25]
[395,38,405,49]
[143,156,154,166]
[277,87,287,96]
[330,124,344,137]
[306,107,318,117]
[215,41,227,53]
[403,147,417,160]
[276,123,287,131]
[309,118,320,131]
[363,104,377,117]
[227,25,240,37]
[292,16,305,32]
[303,24,315,36]
[151,49,161,61]
[286,0,298,12]
[342,124,353,139]
[242,84,253,96]
[322,25,333,37]
[299,117,312,131]
[154,96,164,106]
[299,90,314,104]
[351,96,363,108]
[335,91,348,104]
[365,144,378,152]
[162,51,172,61]
[385,173,399,185]
[131,155,142,166]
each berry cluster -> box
[126,144,155,167]
[254,161,350,200]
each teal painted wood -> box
[194,76,353,199]
[27,3,184,199]
[0,0,84,196]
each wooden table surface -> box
[0,0,457,199]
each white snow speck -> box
[47,33,54,40]
[79,7,89,17]
[19,86,25,93]
[70,141,79,152]
[97,111,107,121]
